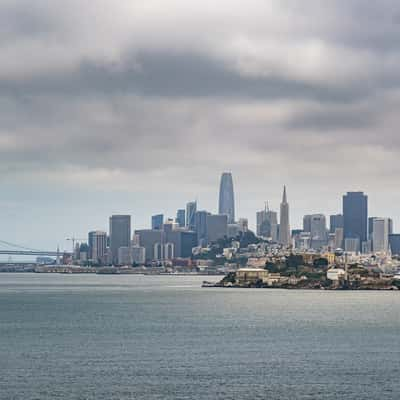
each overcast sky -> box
[2,0,400,251]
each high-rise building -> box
[238,218,249,233]
[88,231,107,265]
[131,246,146,265]
[206,214,228,244]
[343,192,368,243]
[151,214,164,230]
[186,201,197,230]
[279,186,290,246]
[309,214,327,249]
[330,214,344,233]
[372,218,390,253]
[118,246,131,265]
[389,234,400,255]
[194,210,210,246]
[176,209,186,227]
[303,215,312,233]
[109,215,131,265]
[257,207,278,241]
[218,172,235,224]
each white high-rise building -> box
[88,231,107,264]
[372,218,390,254]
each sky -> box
[2,0,400,252]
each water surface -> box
[1,273,399,399]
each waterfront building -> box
[109,215,131,265]
[206,214,228,244]
[343,192,368,244]
[176,209,186,227]
[131,246,146,265]
[151,214,164,230]
[135,229,163,261]
[218,172,235,224]
[135,227,197,261]
[372,218,390,253]
[279,186,291,246]
[330,214,344,233]
[118,246,131,265]
[88,230,107,265]
[186,201,197,230]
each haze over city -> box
[2,0,400,250]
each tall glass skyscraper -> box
[176,209,186,227]
[343,192,368,244]
[186,201,197,231]
[218,172,235,224]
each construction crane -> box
[66,237,86,255]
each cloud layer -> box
[1,0,400,247]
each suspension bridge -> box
[0,239,71,258]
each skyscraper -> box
[372,218,390,253]
[343,192,368,244]
[186,201,197,230]
[330,214,344,233]
[176,209,186,227]
[279,186,290,246]
[194,210,210,246]
[88,230,107,265]
[218,172,235,224]
[109,215,131,265]
[256,206,278,241]
[206,214,228,244]
[151,214,164,230]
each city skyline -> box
[3,1,400,251]
[2,176,398,253]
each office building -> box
[389,234,400,255]
[176,209,186,227]
[186,201,197,230]
[303,215,312,234]
[194,210,210,246]
[279,186,291,246]
[109,215,131,265]
[257,208,278,241]
[218,172,235,223]
[343,192,368,243]
[88,230,107,265]
[310,214,327,249]
[334,228,344,249]
[345,237,360,253]
[118,246,131,265]
[151,214,164,230]
[134,229,163,261]
[131,246,146,265]
[372,218,390,253]
[330,214,344,233]
[206,214,228,244]
[238,218,249,233]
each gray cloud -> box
[1,0,400,247]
